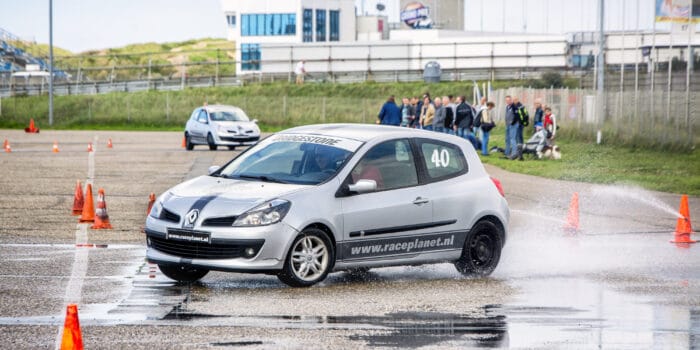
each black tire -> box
[207,133,217,151]
[277,228,335,287]
[185,133,194,151]
[454,220,503,277]
[227,145,236,150]
[158,264,209,283]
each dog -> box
[542,145,561,160]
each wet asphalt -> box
[0,129,698,349]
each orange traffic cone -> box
[91,188,113,229]
[563,192,580,233]
[79,184,95,223]
[181,137,186,148]
[671,194,696,244]
[24,118,40,133]
[4,140,10,153]
[53,141,60,153]
[60,304,84,350]
[71,180,84,216]
[147,192,156,215]
[107,138,113,149]
[87,143,93,152]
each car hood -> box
[163,175,308,218]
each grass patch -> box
[480,130,699,195]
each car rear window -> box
[419,140,467,181]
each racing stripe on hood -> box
[182,195,217,229]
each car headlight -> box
[149,192,172,219]
[233,199,291,227]
[149,201,163,218]
[217,125,228,133]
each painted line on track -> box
[54,136,97,349]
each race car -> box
[184,104,260,150]
[145,124,509,287]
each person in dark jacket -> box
[454,96,478,149]
[377,95,402,126]
[504,95,518,158]
[513,97,529,145]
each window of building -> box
[303,9,313,42]
[316,9,326,42]
[329,10,340,41]
[241,43,261,71]
[241,14,296,36]
[226,13,237,29]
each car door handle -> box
[413,197,430,205]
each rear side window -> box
[419,140,467,181]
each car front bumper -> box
[145,216,299,273]
[214,133,260,146]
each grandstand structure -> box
[0,27,67,81]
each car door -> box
[338,139,435,261]
[415,138,472,242]
[192,109,209,142]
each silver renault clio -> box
[146,124,509,287]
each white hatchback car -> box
[184,104,261,150]
[146,124,509,287]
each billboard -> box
[400,1,433,29]
[655,0,700,23]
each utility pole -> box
[596,0,605,141]
[48,0,54,126]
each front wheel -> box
[277,228,334,287]
[158,264,209,283]
[227,145,236,150]
[185,134,194,151]
[454,221,503,277]
[207,133,218,151]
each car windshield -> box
[218,134,363,185]
[209,108,249,122]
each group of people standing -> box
[377,93,557,159]
[376,93,496,156]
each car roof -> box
[280,124,439,142]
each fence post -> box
[127,95,130,123]
[363,99,366,124]
[215,48,220,86]
[322,97,326,123]
[283,95,287,121]
[181,63,186,90]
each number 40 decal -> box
[431,149,450,168]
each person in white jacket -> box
[511,122,547,160]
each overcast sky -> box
[0,0,680,53]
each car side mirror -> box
[252,119,258,124]
[208,166,221,175]
[348,179,377,194]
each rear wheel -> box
[207,133,217,151]
[158,264,209,283]
[185,133,194,151]
[454,220,502,277]
[278,228,334,287]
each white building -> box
[221,0,356,73]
